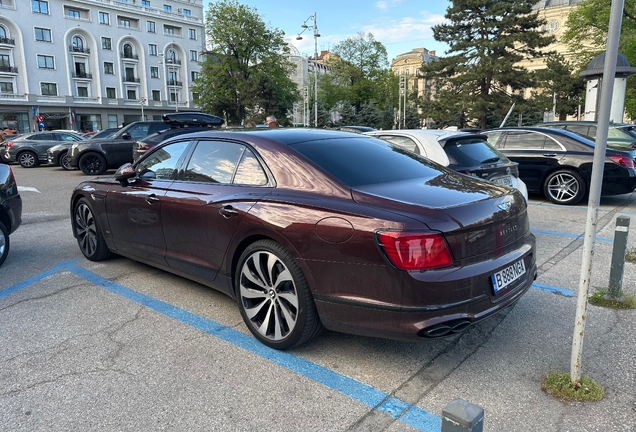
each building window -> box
[99,12,110,25]
[32,1,49,14]
[119,19,131,28]
[152,90,160,101]
[142,0,150,6]
[34,27,52,43]
[106,87,116,99]
[37,55,54,69]
[0,28,6,39]
[127,89,137,100]
[150,66,159,78]
[125,67,135,81]
[148,44,157,56]
[77,87,88,97]
[0,55,10,68]
[165,27,174,36]
[192,92,199,101]
[41,82,57,95]
[147,21,156,33]
[0,82,14,93]
[183,9,191,16]
[163,5,172,12]
[189,29,196,40]
[101,37,112,50]
[191,71,198,80]
[72,36,84,51]
[104,62,114,74]
[68,9,80,19]
[189,50,198,61]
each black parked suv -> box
[132,112,223,162]
[0,163,22,266]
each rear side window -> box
[290,137,444,187]
[183,140,245,184]
[503,131,545,149]
[444,137,509,165]
[377,135,420,154]
[566,125,593,138]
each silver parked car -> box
[3,131,85,168]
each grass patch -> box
[542,372,604,402]
[589,290,636,309]
[626,248,636,263]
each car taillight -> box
[608,154,635,168]
[376,231,454,271]
[5,141,14,148]
[138,144,151,151]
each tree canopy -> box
[420,0,555,129]
[192,0,299,125]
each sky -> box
[204,0,452,62]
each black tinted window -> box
[566,125,592,138]
[184,140,244,184]
[290,137,444,187]
[444,137,508,165]
[136,141,191,180]
[504,131,545,149]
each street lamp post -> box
[140,96,146,120]
[297,13,320,127]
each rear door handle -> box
[543,153,557,157]
[219,205,239,218]
[145,194,160,204]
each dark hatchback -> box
[132,112,223,162]
[0,163,22,266]
[70,129,536,349]
[482,127,636,205]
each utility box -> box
[441,398,484,432]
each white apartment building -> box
[0,0,205,133]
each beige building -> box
[390,48,439,98]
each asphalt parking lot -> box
[1,165,635,431]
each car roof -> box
[535,121,634,128]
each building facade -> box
[390,48,439,99]
[0,0,205,133]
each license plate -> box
[492,175,513,187]
[491,259,526,293]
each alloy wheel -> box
[546,172,581,204]
[75,202,97,257]
[18,152,37,168]
[239,250,299,342]
[61,153,73,170]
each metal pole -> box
[499,103,516,128]
[608,216,630,297]
[313,12,318,128]
[570,0,624,384]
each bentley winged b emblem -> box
[498,202,512,212]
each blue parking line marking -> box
[531,229,613,243]
[0,260,441,432]
[531,283,575,297]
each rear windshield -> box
[289,137,446,187]
[444,137,510,165]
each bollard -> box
[608,216,630,298]
[441,398,484,432]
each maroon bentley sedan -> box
[70,129,536,349]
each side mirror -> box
[115,163,135,187]
[122,132,131,140]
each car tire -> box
[73,197,112,261]
[79,152,107,175]
[18,151,39,168]
[0,220,9,267]
[60,151,75,170]
[235,240,323,350]
[543,169,586,205]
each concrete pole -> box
[570,0,624,384]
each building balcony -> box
[0,37,15,46]
[73,96,100,103]
[72,72,93,79]
[69,45,91,54]
[0,65,18,73]
[0,93,27,101]
[69,0,203,24]
[167,80,183,87]
[122,53,139,60]
[165,59,182,65]
[123,77,141,83]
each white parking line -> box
[19,186,41,193]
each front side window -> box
[32,0,49,14]
[147,21,156,33]
[106,87,116,98]
[99,12,110,25]
[183,141,246,184]
[137,141,191,181]
[35,27,52,43]
[148,44,157,56]
[104,62,114,74]
[37,55,54,69]
[41,82,57,96]
[150,66,159,78]
[101,37,112,50]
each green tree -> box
[356,102,381,127]
[335,100,356,126]
[193,0,299,125]
[534,53,586,120]
[420,0,555,129]
[562,0,636,119]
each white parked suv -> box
[365,129,528,200]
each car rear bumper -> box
[2,194,22,234]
